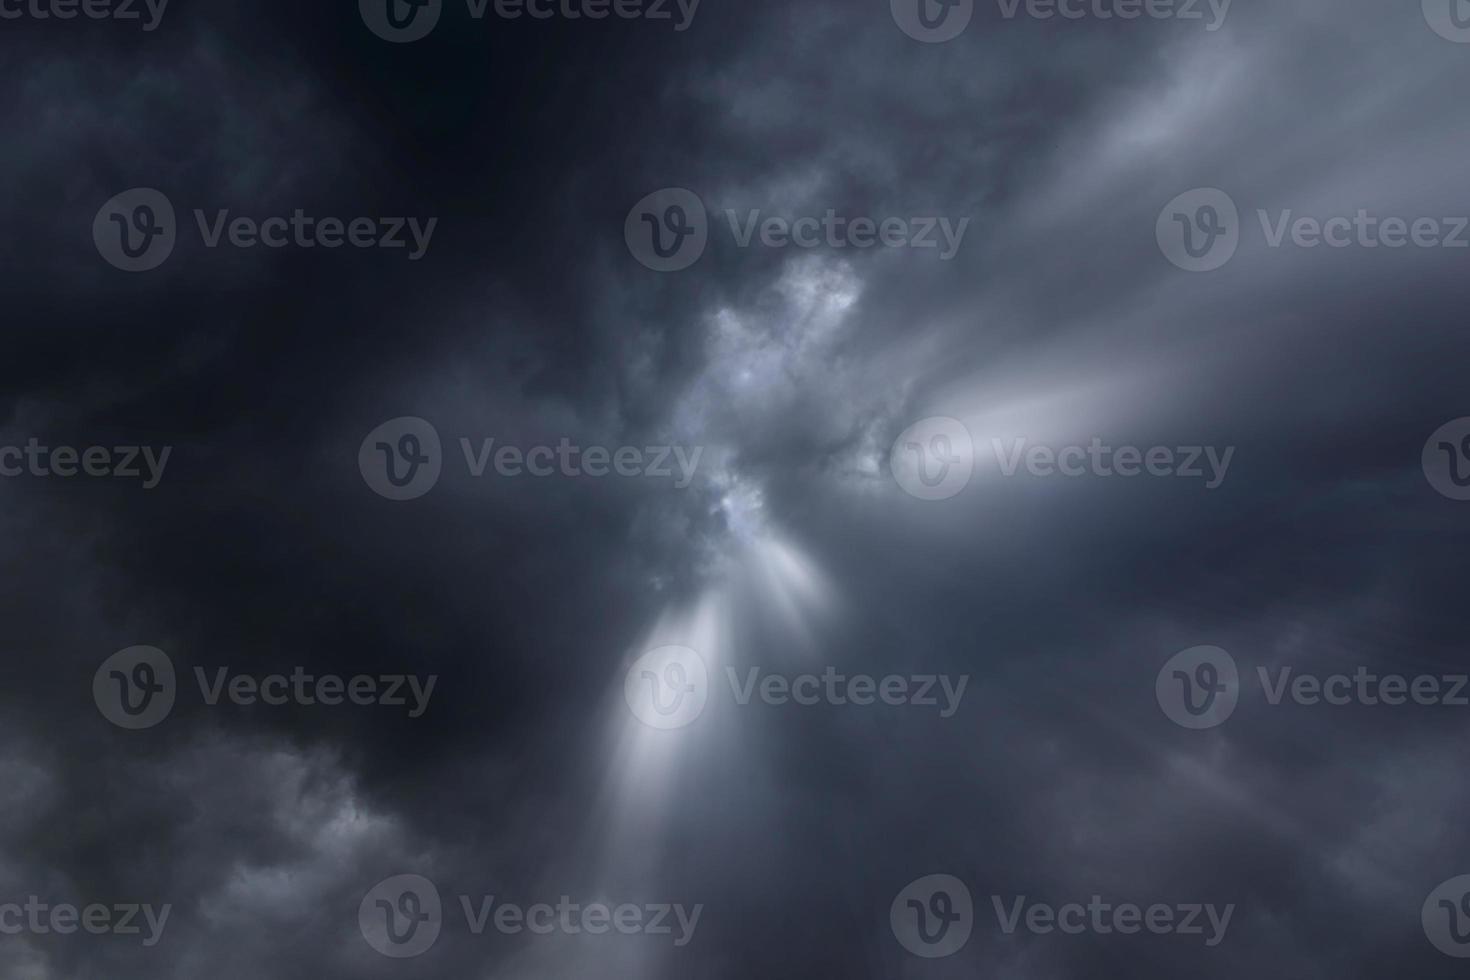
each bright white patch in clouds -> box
[665,254,865,563]
[678,255,862,437]
[716,472,768,544]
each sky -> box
[4,0,1470,977]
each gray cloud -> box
[1,0,1468,977]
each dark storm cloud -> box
[2,0,1469,977]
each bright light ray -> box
[601,588,729,830]
[736,536,836,657]
[516,255,850,979]
[590,478,837,874]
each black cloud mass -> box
[3,0,1470,977]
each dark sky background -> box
[4,0,1470,976]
